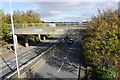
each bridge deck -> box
[11,26,86,35]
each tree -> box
[1,9,44,45]
[83,9,120,79]
[1,10,12,44]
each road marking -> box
[21,54,32,60]
[11,65,16,69]
[21,53,27,56]
[0,66,9,72]
[20,58,28,62]
[26,54,31,58]
[68,49,71,51]
[6,62,10,65]
[2,62,5,65]
[58,62,64,72]
[0,50,13,55]
[66,52,70,59]
[21,51,32,56]
[11,59,15,61]
[58,46,72,72]
[58,52,70,72]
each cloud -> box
[34,2,117,22]
[2,1,118,22]
[97,2,118,10]
[34,2,97,21]
[2,0,119,2]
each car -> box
[67,39,74,44]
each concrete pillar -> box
[14,35,18,51]
[38,34,41,42]
[25,36,29,47]
[43,36,46,41]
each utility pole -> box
[9,0,20,77]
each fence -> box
[9,23,87,29]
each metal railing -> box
[10,23,87,29]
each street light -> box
[9,0,20,77]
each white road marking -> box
[1,63,6,66]
[21,50,33,57]
[11,59,15,61]
[0,67,9,72]
[20,53,27,57]
[58,44,74,73]
[7,62,10,65]
[66,52,70,59]
[0,62,11,67]
[68,46,73,52]
[11,65,16,69]
[58,62,64,72]
[23,54,32,59]
[58,50,71,72]
[26,54,31,57]
[68,49,71,51]
[21,58,28,61]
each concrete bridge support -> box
[43,36,46,41]
[14,35,18,51]
[38,34,41,42]
[25,36,29,47]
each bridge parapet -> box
[9,23,87,35]
[12,23,87,29]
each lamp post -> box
[9,0,20,77]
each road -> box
[0,36,66,78]
[31,35,86,79]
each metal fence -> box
[10,23,87,29]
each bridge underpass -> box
[10,23,87,49]
[1,23,87,78]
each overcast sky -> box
[1,0,119,22]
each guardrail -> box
[6,35,68,79]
